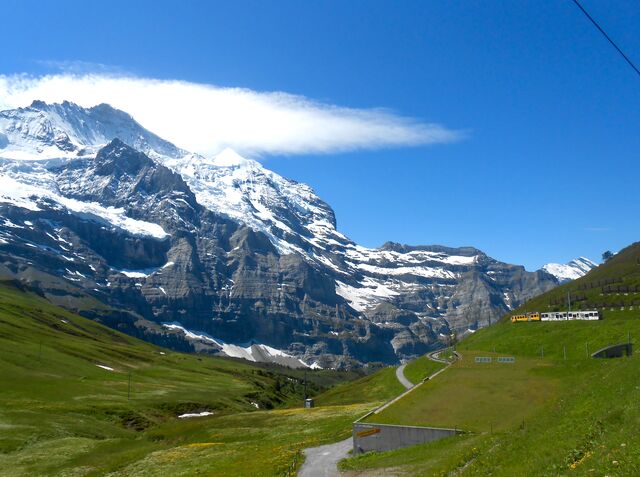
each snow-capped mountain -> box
[0,101,559,366]
[542,257,598,284]
[0,100,183,160]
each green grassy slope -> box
[369,351,557,433]
[314,365,404,407]
[516,241,640,317]
[315,353,446,408]
[342,246,640,476]
[0,281,370,476]
[402,355,446,385]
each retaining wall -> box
[592,343,633,358]
[352,422,459,455]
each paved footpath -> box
[298,437,353,477]
[395,363,413,390]
[297,350,458,476]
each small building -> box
[304,398,314,409]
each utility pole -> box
[304,369,307,400]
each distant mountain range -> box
[542,257,598,284]
[0,100,581,367]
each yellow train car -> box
[511,312,541,323]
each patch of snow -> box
[96,364,114,371]
[2,219,24,228]
[161,322,313,368]
[0,174,169,239]
[119,270,151,278]
[178,411,214,419]
[503,292,512,310]
[115,263,168,278]
[335,277,400,312]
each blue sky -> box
[2,0,640,270]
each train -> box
[511,310,600,323]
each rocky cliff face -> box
[0,101,558,367]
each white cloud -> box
[0,73,461,157]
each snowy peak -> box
[167,146,340,255]
[212,147,254,167]
[0,100,184,160]
[0,100,340,256]
[542,257,598,283]
[57,139,196,207]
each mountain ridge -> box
[0,101,560,366]
[542,256,598,283]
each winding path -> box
[298,437,353,477]
[297,349,458,476]
[395,363,413,390]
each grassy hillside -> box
[402,355,446,385]
[369,351,557,433]
[342,246,640,476]
[515,241,640,317]
[0,281,371,476]
[314,365,404,407]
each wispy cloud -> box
[0,73,462,157]
[34,60,130,76]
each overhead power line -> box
[571,0,640,79]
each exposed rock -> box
[0,101,560,367]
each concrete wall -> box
[352,422,458,455]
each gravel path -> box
[395,364,413,390]
[298,437,353,477]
